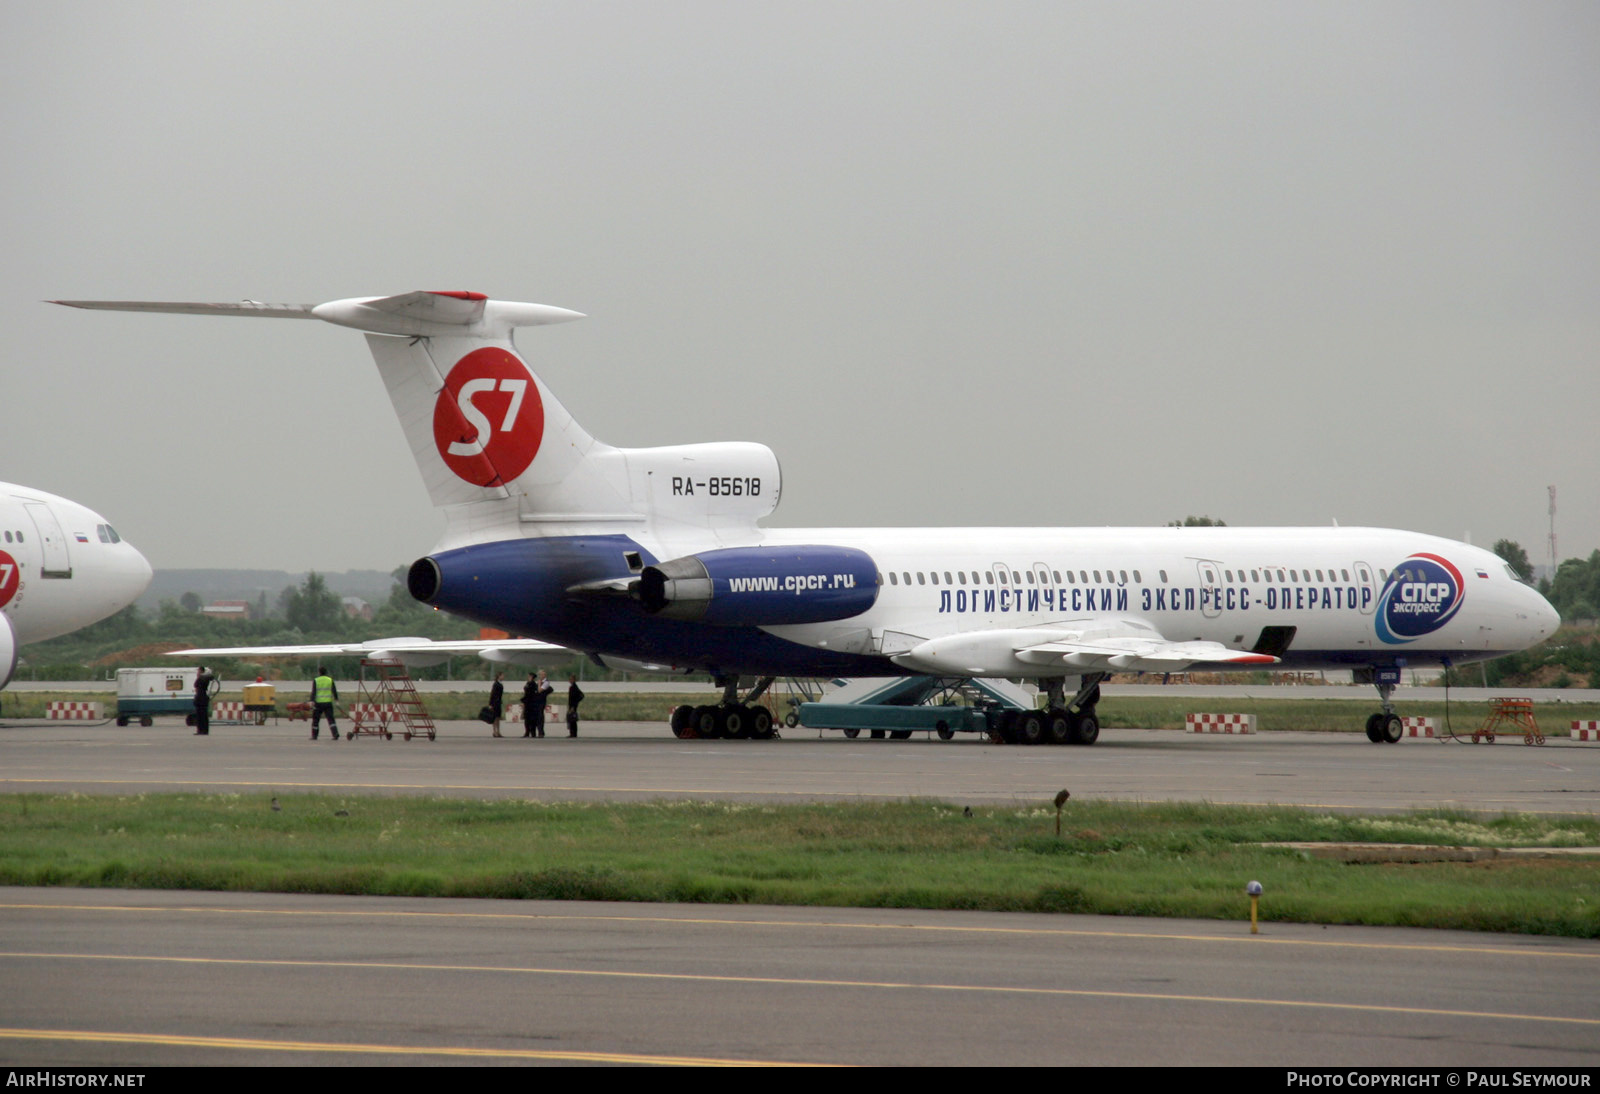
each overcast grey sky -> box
[3,1,1595,575]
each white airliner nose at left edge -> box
[0,482,154,687]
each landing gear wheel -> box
[670,704,693,738]
[889,730,912,741]
[1069,712,1099,746]
[1365,713,1384,743]
[842,727,861,739]
[1381,713,1403,744]
[1044,710,1072,745]
[749,706,774,739]
[784,711,799,728]
[1015,712,1045,745]
[694,706,723,739]
[722,706,749,739]
[935,721,955,741]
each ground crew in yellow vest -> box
[311,667,340,741]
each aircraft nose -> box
[1531,586,1560,640]
[122,541,155,599]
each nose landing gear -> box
[1363,679,1403,743]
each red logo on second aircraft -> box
[431,348,544,487]
[0,549,19,610]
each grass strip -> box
[3,794,1596,936]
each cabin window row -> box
[1218,568,1356,584]
[880,567,1144,587]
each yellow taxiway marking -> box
[3,951,1596,1028]
[4,900,1596,962]
[0,1027,824,1066]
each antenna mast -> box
[1547,485,1558,574]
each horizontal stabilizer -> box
[51,299,317,318]
[53,292,585,338]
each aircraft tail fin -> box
[57,292,781,540]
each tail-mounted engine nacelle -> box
[637,545,879,626]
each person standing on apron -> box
[193,665,215,736]
[311,667,340,741]
[488,672,505,737]
[525,671,553,738]
[566,675,584,737]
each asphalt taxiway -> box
[3,717,1597,815]
[3,718,1597,1067]
[4,887,1598,1067]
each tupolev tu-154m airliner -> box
[56,292,1559,744]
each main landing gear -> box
[670,675,778,741]
[1363,680,1403,744]
[991,674,1104,746]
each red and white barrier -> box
[350,704,400,722]
[1402,716,1436,738]
[1187,713,1256,734]
[212,701,245,719]
[47,701,102,720]
[1571,721,1600,744]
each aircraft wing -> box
[166,636,572,670]
[1012,636,1278,673]
[892,618,1277,676]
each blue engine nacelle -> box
[638,545,879,625]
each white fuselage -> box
[708,525,1558,673]
[0,484,153,646]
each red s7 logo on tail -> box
[432,348,545,486]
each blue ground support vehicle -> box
[797,677,1034,740]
